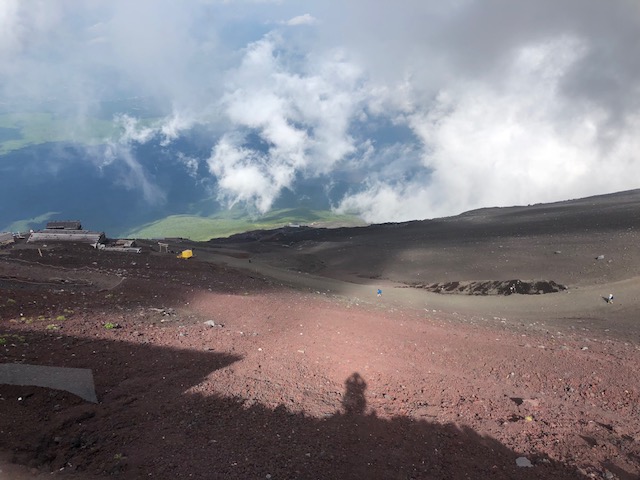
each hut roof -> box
[0,232,15,246]
[45,221,82,230]
[28,230,105,244]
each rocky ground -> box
[1,191,640,479]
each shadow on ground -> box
[208,189,640,291]
[0,329,588,479]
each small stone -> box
[516,457,533,467]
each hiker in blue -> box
[377,289,382,297]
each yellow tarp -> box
[177,249,193,259]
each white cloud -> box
[176,153,200,178]
[207,33,366,212]
[3,0,640,222]
[160,112,198,146]
[90,114,166,204]
[115,114,156,144]
[0,1,64,57]
[284,13,317,26]
[207,134,285,212]
[337,182,432,223]
[338,34,640,222]
[0,1,23,56]
[101,142,166,204]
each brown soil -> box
[2,190,640,479]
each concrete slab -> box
[0,363,98,403]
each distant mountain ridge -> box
[125,207,365,241]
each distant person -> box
[608,294,614,304]
[377,289,382,297]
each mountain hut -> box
[28,230,105,244]
[45,221,82,230]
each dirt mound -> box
[409,279,568,295]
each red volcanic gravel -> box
[1,241,639,479]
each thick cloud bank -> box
[2,0,639,222]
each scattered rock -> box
[516,457,533,468]
[412,279,567,296]
[596,255,605,260]
[149,307,176,316]
[203,320,224,328]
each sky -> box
[2,0,640,223]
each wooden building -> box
[45,221,83,230]
[114,239,137,248]
[28,230,105,244]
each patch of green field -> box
[125,208,365,241]
[0,113,116,154]
[3,211,61,233]
[0,112,160,155]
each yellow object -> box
[525,415,533,422]
[177,249,193,259]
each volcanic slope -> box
[0,189,639,478]
[206,188,640,339]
